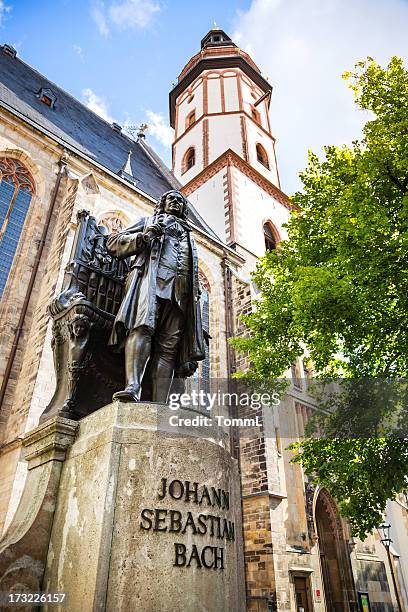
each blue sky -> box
[2,0,408,193]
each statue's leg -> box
[150,301,184,403]
[113,326,152,402]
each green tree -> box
[232,57,408,539]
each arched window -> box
[0,158,35,297]
[98,211,130,234]
[186,110,196,129]
[182,147,195,174]
[256,143,269,169]
[263,221,278,252]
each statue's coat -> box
[106,214,205,369]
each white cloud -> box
[91,1,109,36]
[91,0,160,34]
[233,0,408,193]
[73,44,84,61]
[79,95,173,156]
[82,88,113,122]
[0,1,11,27]
[145,110,174,148]
[109,0,160,29]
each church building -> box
[0,28,406,611]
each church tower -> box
[170,28,292,255]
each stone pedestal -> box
[43,401,245,612]
[0,417,78,599]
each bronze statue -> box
[41,191,206,423]
[106,190,206,403]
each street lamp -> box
[379,523,392,549]
[378,523,402,612]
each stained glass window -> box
[0,158,35,297]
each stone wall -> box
[243,495,276,611]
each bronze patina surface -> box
[42,191,205,421]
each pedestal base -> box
[0,417,78,605]
[43,401,245,611]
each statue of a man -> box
[106,190,206,403]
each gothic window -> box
[186,110,196,129]
[98,212,129,234]
[256,143,269,169]
[263,221,278,252]
[0,158,35,297]
[182,147,195,174]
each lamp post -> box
[379,523,403,612]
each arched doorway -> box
[315,489,356,611]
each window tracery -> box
[0,158,35,297]
[98,212,129,234]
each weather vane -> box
[137,123,148,138]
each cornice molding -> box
[169,56,272,127]
[182,149,295,211]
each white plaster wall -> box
[258,100,269,130]
[232,167,290,257]
[208,114,243,164]
[241,77,267,130]
[224,75,239,112]
[246,119,279,186]
[207,76,222,114]
[187,168,227,242]
[176,77,204,137]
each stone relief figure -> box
[106,190,206,403]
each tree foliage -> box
[232,57,408,539]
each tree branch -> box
[386,164,408,194]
